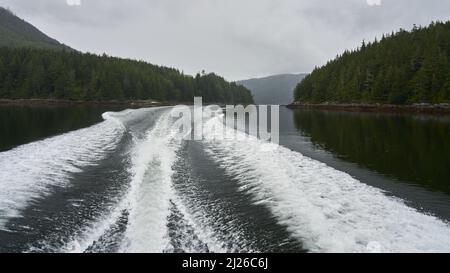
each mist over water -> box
[0,105,449,253]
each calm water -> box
[289,109,450,194]
[0,105,124,152]
[0,105,449,253]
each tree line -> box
[0,47,253,104]
[294,21,450,105]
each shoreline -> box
[0,99,166,108]
[287,103,450,115]
[0,99,245,108]
[3,99,450,115]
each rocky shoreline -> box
[0,99,165,108]
[287,102,450,115]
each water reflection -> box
[0,105,123,152]
[292,109,450,194]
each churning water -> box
[0,106,449,253]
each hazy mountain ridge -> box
[0,7,71,51]
[238,74,307,105]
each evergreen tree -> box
[294,21,450,105]
[0,47,253,104]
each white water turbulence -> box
[49,107,225,253]
[119,109,183,253]
[3,106,450,253]
[203,115,450,253]
[0,119,125,229]
[54,108,172,253]
[118,108,225,253]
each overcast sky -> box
[1,0,449,80]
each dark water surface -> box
[0,105,449,253]
[0,105,124,152]
[278,108,450,220]
[288,109,450,193]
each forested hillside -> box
[0,48,253,103]
[294,21,450,105]
[0,7,71,51]
[0,7,252,104]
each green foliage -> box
[0,47,253,104]
[0,7,71,51]
[0,7,253,104]
[294,21,450,105]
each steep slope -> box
[294,21,450,105]
[239,74,306,105]
[0,7,253,104]
[0,7,71,50]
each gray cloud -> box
[1,0,449,80]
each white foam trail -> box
[120,109,181,253]
[0,120,125,229]
[60,107,224,253]
[57,196,128,253]
[119,108,228,253]
[203,116,450,253]
[169,196,227,253]
[102,107,170,130]
[58,108,168,253]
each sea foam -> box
[203,115,450,253]
[0,120,124,229]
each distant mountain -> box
[238,74,307,105]
[0,7,71,50]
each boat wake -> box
[1,107,450,253]
[0,119,125,230]
[202,115,450,253]
[61,108,224,253]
